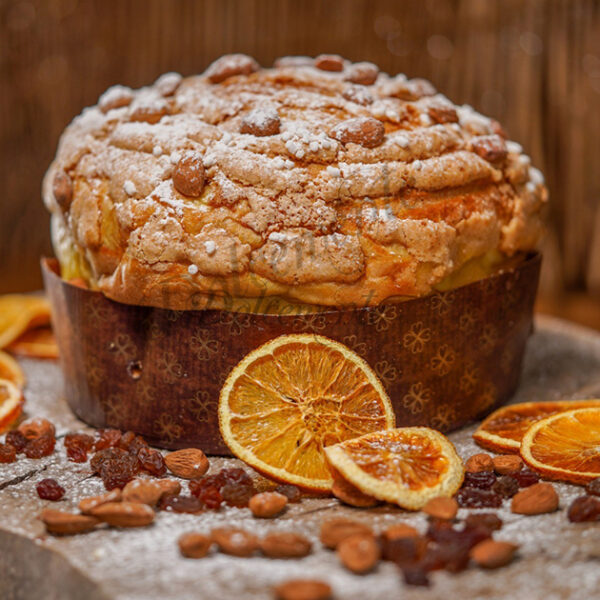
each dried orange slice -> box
[218,334,395,491]
[0,294,51,349]
[472,399,600,453]
[324,427,464,509]
[0,378,24,434]
[0,350,25,388]
[7,327,59,359]
[520,406,600,484]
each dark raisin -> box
[159,494,204,514]
[5,430,28,452]
[382,535,426,565]
[0,442,17,463]
[64,433,94,463]
[94,429,122,451]
[462,471,496,490]
[402,566,430,587]
[24,435,56,458]
[464,512,503,533]
[36,478,65,501]
[274,483,302,503]
[189,474,224,496]
[567,495,600,522]
[219,467,253,487]
[456,487,503,508]
[585,477,600,497]
[426,522,490,548]
[510,468,540,488]
[221,482,254,508]
[137,447,167,477]
[421,541,470,573]
[197,485,223,509]
[90,447,129,474]
[492,476,519,498]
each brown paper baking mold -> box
[42,254,541,455]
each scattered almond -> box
[465,453,494,473]
[320,518,373,550]
[337,533,380,574]
[164,448,209,479]
[380,523,420,543]
[40,509,99,535]
[331,470,378,507]
[178,532,212,559]
[470,539,518,568]
[155,478,182,497]
[79,489,122,514]
[493,455,523,475]
[511,482,559,515]
[260,532,312,558]
[122,479,163,506]
[90,501,155,527]
[249,491,288,518]
[274,579,332,600]
[212,527,258,557]
[422,496,458,520]
[330,117,385,149]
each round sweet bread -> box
[43,54,547,311]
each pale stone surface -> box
[1,316,600,600]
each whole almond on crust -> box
[172,153,206,198]
[471,135,507,163]
[337,533,380,574]
[344,61,379,85]
[320,518,373,550]
[470,539,518,568]
[330,117,385,149]
[260,532,312,558]
[511,482,559,515]
[164,448,209,479]
[274,580,332,600]
[212,527,258,557]
[240,107,281,137]
[122,479,163,506]
[98,85,133,113]
[52,171,73,211]
[427,99,459,124]
[314,54,344,72]
[90,501,155,527]
[249,491,288,518]
[79,489,122,515]
[178,532,212,558]
[422,496,458,520]
[205,53,259,83]
[40,509,99,535]
[465,453,494,473]
[493,455,523,475]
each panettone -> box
[43,54,547,312]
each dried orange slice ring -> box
[520,406,600,484]
[7,327,59,359]
[0,294,51,349]
[218,334,395,491]
[0,350,25,388]
[324,427,464,510]
[0,378,24,434]
[472,399,600,453]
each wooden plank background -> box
[0,0,599,321]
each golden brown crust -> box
[43,55,547,310]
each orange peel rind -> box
[0,294,51,349]
[0,378,24,434]
[218,334,395,491]
[520,405,600,484]
[324,427,464,510]
[7,327,59,359]
[472,399,600,453]
[0,350,25,388]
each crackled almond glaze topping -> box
[44,54,547,310]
